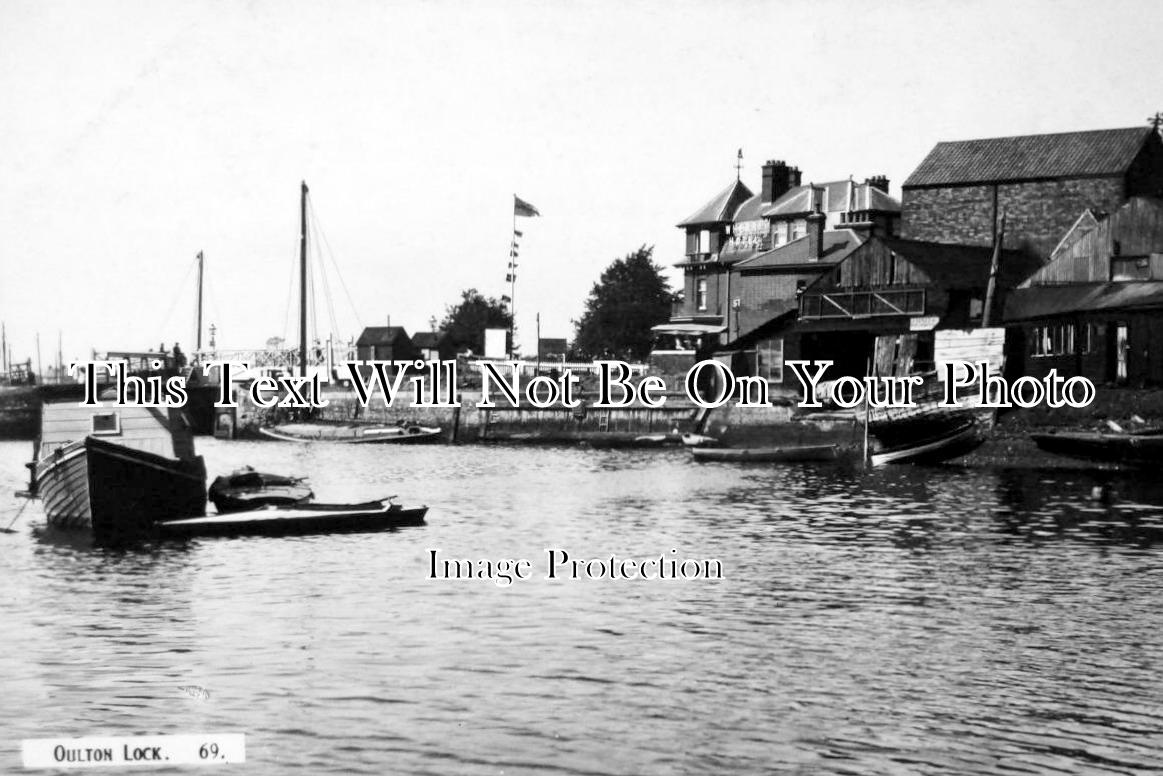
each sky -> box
[1,0,1161,368]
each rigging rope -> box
[308,198,364,335]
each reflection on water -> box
[2,439,1163,774]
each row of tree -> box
[439,246,673,361]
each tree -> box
[440,288,514,355]
[572,245,674,361]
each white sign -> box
[23,734,245,768]
[909,316,941,331]
[484,328,508,358]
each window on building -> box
[91,412,121,435]
[1032,324,1076,357]
[696,279,708,311]
[698,230,711,257]
[1111,256,1151,282]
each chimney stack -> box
[385,315,391,327]
[864,175,889,193]
[788,165,802,189]
[806,209,826,261]
[762,160,801,204]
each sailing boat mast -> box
[195,251,204,355]
[299,181,309,378]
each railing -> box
[799,289,926,319]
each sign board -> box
[484,328,507,359]
[935,327,1006,382]
[909,315,941,331]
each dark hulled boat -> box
[1030,428,1163,467]
[869,415,985,466]
[158,498,427,538]
[209,467,314,513]
[32,403,207,542]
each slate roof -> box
[356,326,411,346]
[677,179,754,227]
[762,181,900,218]
[903,127,1154,187]
[736,229,865,270]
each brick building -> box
[902,126,1163,260]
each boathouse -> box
[1004,196,1163,385]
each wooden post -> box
[982,212,1006,327]
[862,357,871,467]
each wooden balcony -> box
[799,288,926,319]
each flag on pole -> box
[514,195,540,217]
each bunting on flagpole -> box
[514,195,540,217]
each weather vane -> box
[1150,112,1163,132]
[735,148,743,181]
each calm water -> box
[2,438,1163,775]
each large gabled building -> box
[902,126,1163,260]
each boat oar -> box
[1,498,32,534]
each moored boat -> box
[260,422,442,444]
[208,467,314,513]
[157,498,427,538]
[691,444,839,463]
[32,402,207,542]
[869,417,984,466]
[1030,428,1163,467]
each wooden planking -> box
[935,327,1006,381]
[1026,198,1163,285]
[37,444,92,527]
[39,403,180,459]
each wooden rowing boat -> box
[869,417,984,466]
[157,498,427,538]
[260,422,442,444]
[1030,428,1163,467]
[691,444,839,463]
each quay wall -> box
[234,388,705,443]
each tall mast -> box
[299,181,309,378]
[195,251,204,354]
[1,322,6,373]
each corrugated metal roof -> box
[736,229,864,269]
[1005,281,1163,321]
[677,179,754,227]
[903,127,1153,187]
